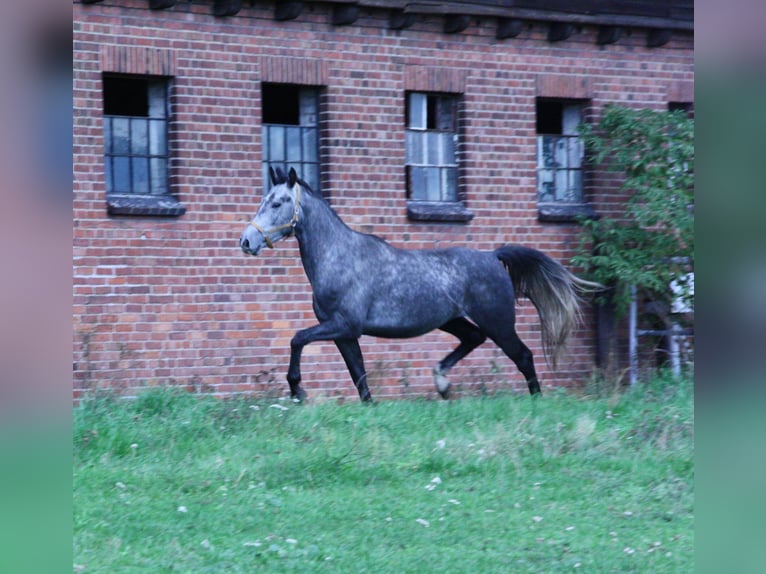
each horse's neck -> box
[295,193,357,285]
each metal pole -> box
[629,284,638,387]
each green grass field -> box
[74,375,693,573]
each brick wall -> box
[73,1,694,401]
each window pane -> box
[442,167,458,201]
[424,167,441,201]
[436,97,455,131]
[555,170,568,201]
[554,137,567,169]
[104,117,112,154]
[298,89,317,126]
[131,118,148,155]
[539,136,554,169]
[286,127,302,162]
[567,137,583,169]
[409,166,426,200]
[112,117,130,155]
[569,170,583,202]
[302,163,319,192]
[112,157,131,192]
[441,133,456,165]
[105,156,113,193]
[405,131,425,165]
[148,81,167,119]
[132,157,149,194]
[302,128,317,162]
[268,127,285,161]
[408,93,426,129]
[562,104,581,135]
[149,119,166,155]
[427,131,442,165]
[538,170,554,202]
[150,158,168,195]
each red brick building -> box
[73,0,693,400]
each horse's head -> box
[240,166,303,256]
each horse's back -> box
[358,244,512,337]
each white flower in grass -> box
[177,506,188,513]
[416,518,430,527]
[425,476,442,490]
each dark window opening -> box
[103,76,150,117]
[536,100,564,134]
[262,84,301,125]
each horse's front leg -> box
[286,320,361,402]
[335,338,371,402]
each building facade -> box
[73,0,693,400]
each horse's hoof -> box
[433,368,450,399]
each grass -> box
[73,374,693,573]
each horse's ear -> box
[269,166,278,186]
[288,167,297,188]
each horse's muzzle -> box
[240,236,260,256]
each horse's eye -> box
[271,201,282,209]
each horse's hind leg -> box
[490,331,541,395]
[335,338,372,402]
[468,316,540,395]
[434,318,487,399]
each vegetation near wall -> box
[573,105,695,318]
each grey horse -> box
[240,167,598,402]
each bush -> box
[573,105,694,318]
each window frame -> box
[535,98,596,223]
[102,73,184,217]
[404,91,472,223]
[261,83,321,195]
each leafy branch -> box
[572,105,694,317]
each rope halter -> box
[248,184,302,249]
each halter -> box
[248,184,302,249]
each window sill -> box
[537,202,598,223]
[406,201,474,223]
[107,193,186,217]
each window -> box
[103,74,182,216]
[405,93,458,202]
[536,99,584,204]
[536,99,595,222]
[262,84,320,193]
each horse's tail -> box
[494,245,602,369]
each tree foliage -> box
[572,105,694,317]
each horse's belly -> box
[362,310,456,339]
